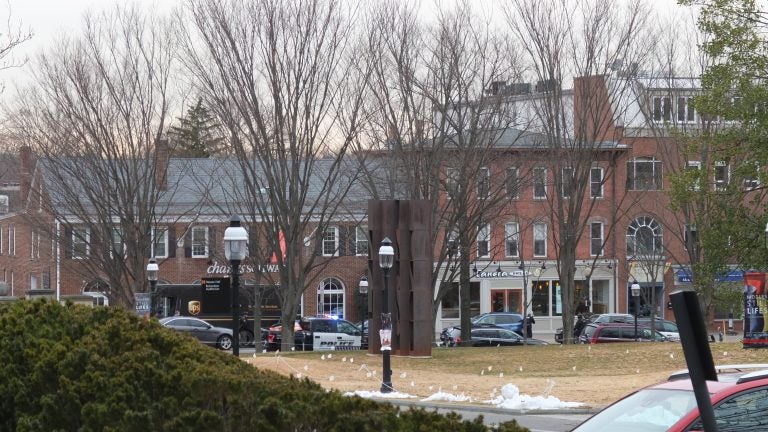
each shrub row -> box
[0,299,528,431]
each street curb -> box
[381,398,602,416]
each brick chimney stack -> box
[155,139,169,190]
[20,146,32,203]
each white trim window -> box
[152,227,168,259]
[505,222,519,258]
[677,96,696,123]
[686,161,701,191]
[112,227,125,258]
[476,223,490,258]
[30,230,39,259]
[653,96,671,122]
[590,222,604,257]
[533,167,547,199]
[626,216,663,257]
[446,167,460,199]
[322,226,338,257]
[533,222,547,257]
[626,157,662,191]
[478,167,490,199]
[317,277,345,319]
[561,167,574,198]
[506,167,520,199]
[714,161,730,191]
[447,229,460,257]
[192,226,209,258]
[0,226,3,256]
[355,226,368,256]
[72,227,90,259]
[744,162,761,191]
[590,167,604,198]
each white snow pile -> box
[485,384,584,410]
[420,391,473,403]
[345,390,416,399]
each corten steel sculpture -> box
[367,200,432,357]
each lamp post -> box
[378,237,394,393]
[359,276,369,350]
[147,258,158,317]
[224,215,249,357]
[631,282,641,341]
[582,266,593,314]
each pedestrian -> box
[525,313,535,338]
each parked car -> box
[555,313,635,343]
[470,327,549,347]
[266,316,362,351]
[579,322,668,344]
[354,319,369,349]
[572,364,768,431]
[635,318,680,341]
[159,316,234,350]
[470,312,525,333]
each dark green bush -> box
[0,299,528,431]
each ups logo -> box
[188,300,201,315]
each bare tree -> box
[361,1,529,344]
[180,0,367,350]
[4,5,177,307]
[504,0,655,342]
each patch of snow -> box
[420,391,472,403]
[484,384,584,410]
[345,390,416,399]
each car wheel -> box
[218,334,233,350]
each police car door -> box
[312,319,361,351]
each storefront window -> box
[551,280,562,316]
[592,280,609,314]
[441,282,459,318]
[531,280,549,316]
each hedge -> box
[0,299,528,432]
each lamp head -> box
[359,276,369,294]
[378,237,394,269]
[631,282,641,297]
[146,258,159,282]
[224,215,249,261]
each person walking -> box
[525,313,535,338]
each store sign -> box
[475,270,531,279]
[206,261,280,275]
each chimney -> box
[155,139,169,190]
[20,146,32,204]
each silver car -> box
[160,316,234,350]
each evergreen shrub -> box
[0,299,528,432]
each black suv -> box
[555,313,635,343]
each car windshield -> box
[573,388,697,432]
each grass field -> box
[248,341,766,407]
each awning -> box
[675,269,744,283]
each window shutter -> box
[64,228,72,259]
[315,226,323,256]
[167,227,176,258]
[338,227,347,256]
[184,228,191,257]
[209,226,217,257]
[89,229,99,258]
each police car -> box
[266,316,362,351]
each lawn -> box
[248,341,764,407]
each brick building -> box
[0,73,742,338]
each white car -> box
[635,318,680,341]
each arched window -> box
[317,277,345,319]
[626,216,663,257]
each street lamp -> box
[631,282,641,341]
[378,237,394,393]
[224,215,249,357]
[582,266,593,313]
[147,258,158,317]
[359,276,369,350]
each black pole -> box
[671,289,718,432]
[232,259,240,357]
[381,267,393,393]
[634,294,639,341]
[150,280,157,317]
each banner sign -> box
[200,277,230,315]
[743,272,768,348]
